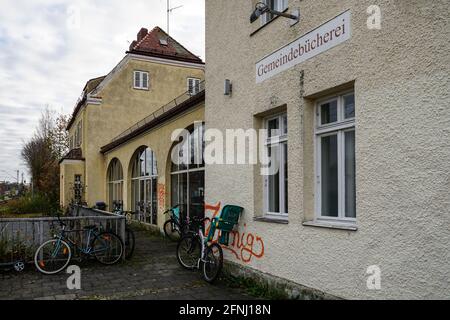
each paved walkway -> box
[0,229,253,300]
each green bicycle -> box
[34,214,124,275]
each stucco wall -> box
[103,103,205,229]
[82,56,204,205]
[60,160,85,206]
[205,0,450,299]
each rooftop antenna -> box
[167,0,183,35]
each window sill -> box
[302,220,357,231]
[133,87,149,91]
[254,215,289,225]
[250,8,289,37]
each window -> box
[262,0,288,25]
[107,159,123,212]
[315,92,356,222]
[134,71,149,90]
[75,120,82,148]
[187,78,201,96]
[131,147,158,225]
[171,123,205,221]
[74,175,83,204]
[263,113,288,217]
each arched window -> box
[171,123,205,220]
[131,147,158,225]
[107,158,124,212]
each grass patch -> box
[222,272,290,300]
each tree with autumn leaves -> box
[21,108,69,207]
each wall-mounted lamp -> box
[250,2,299,26]
[224,79,232,96]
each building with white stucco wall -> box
[205,0,449,299]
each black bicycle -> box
[112,201,136,260]
[176,216,222,283]
[163,204,195,241]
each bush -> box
[4,194,56,215]
[0,233,33,264]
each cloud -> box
[0,0,205,182]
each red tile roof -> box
[128,26,204,64]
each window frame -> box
[261,0,288,26]
[170,123,205,220]
[187,77,201,96]
[263,113,288,218]
[133,70,150,90]
[314,91,356,224]
[131,147,158,225]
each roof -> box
[100,90,205,154]
[67,26,202,132]
[127,26,204,64]
[67,76,105,130]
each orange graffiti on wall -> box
[158,184,166,210]
[205,202,265,263]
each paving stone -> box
[0,230,251,300]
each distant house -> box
[60,27,205,228]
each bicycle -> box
[163,204,187,241]
[112,201,136,260]
[176,216,223,283]
[34,213,124,275]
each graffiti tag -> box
[205,202,265,263]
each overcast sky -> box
[0,0,205,183]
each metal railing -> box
[0,207,126,266]
[111,80,205,142]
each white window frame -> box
[261,0,288,25]
[314,91,356,224]
[263,113,288,218]
[187,77,201,96]
[133,70,149,90]
[131,148,158,225]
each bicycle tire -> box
[177,235,201,270]
[202,243,223,283]
[34,239,72,275]
[92,231,124,265]
[124,227,135,260]
[164,219,182,241]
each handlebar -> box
[56,211,67,229]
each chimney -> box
[137,28,148,42]
[129,40,138,51]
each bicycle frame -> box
[191,222,211,269]
[53,227,106,257]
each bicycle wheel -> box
[92,231,124,265]
[34,239,72,275]
[202,243,223,283]
[164,219,182,241]
[177,235,201,270]
[124,227,135,260]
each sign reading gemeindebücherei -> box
[256,10,351,83]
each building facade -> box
[60,26,205,228]
[205,0,449,299]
